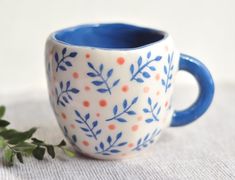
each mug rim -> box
[49,23,169,51]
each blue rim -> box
[51,23,169,51]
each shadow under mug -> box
[45,23,214,159]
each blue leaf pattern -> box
[48,48,173,157]
[105,97,138,122]
[130,52,162,83]
[63,126,77,145]
[143,97,161,123]
[87,62,120,94]
[132,128,161,151]
[55,48,77,72]
[95,132,127,155]
[55,81,79,107]
[75,110,102,140]
[162,52,174,92]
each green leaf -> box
[7,128,37,144]
[0,119,10,127]
[0,129,18,139]
[0,104,77,166]
[0,127,7,133]
[32,147,45,160]
[57,140,66,147]
[3,148,14,166]
[16,153,23,163]
[0,106,6,118]
[63,148,76,157]
[13,142,36,156]
[0,136,6,149]
[46,145,55,159]
[31,138,44,145]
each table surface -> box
[0,84,234,180]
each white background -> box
[0,0,234,94]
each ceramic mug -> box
[45,23,214,159]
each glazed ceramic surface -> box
[45,23,214,159]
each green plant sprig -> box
[0,105,75,166]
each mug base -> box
[76,151,140,160]
[71,141,159,160]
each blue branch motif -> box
[105,97,138,122]
[55,81,80,107]
[130,51,162,83]
[63,126,77,145]
[87,62,120,95]
[55,48,77,72]
[143,97,161,123]
[75,110,101,140]
[132,128,161,151]
[95,132,127,155]
[161,52,174,92]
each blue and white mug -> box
[45,23,214,159]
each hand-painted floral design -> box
[105,97,138,122]
[55,48,78,72]
[63,126,77,145]
[95,132,127,155]
[46,40,177,159]
[55,81,79,107]
[143,97,161,123]
[87,62,120,95]
[132,128,161,151]
[130,52,162,83]
[161,52,174,92]
[75,110,101,140]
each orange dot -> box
[137,115,143,121]
[143,86,150,93]
[61,112,67,120]
[155,73,160,81]
[131,125,139,132]
[121,85,129,92]
[73,72,79,79]
[128,143,134,148]
[85,53,90,59]
[70,124,76,129]
[116,57,125,65]
[96,113,100,117]
[108,124,116,130]
[82,140,89,146]
[156,91,161,96]
[165,101,168,107]
[84,86,90,91]
[99,99,107,107]
[83,100,90,107]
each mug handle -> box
[170,54,214,127]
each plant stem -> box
[130,59,156,81]
[105,104,132,121]
[56,55,70,72]
[76,113,97,140]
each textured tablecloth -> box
[0,84,234,180]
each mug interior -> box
[53,23,167,49]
